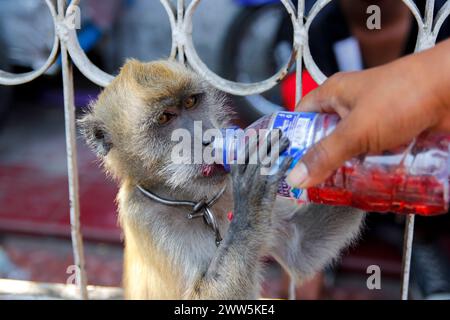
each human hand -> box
[286,39,450,189]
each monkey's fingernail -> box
[286,162,309,188]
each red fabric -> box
[0,145,120,243]
[280,70,319,111]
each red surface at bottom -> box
[0,145,120,243]
[308,166,448,216]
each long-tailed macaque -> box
[79,59,364,299]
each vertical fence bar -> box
[177,0,185,64]
[294,0,305,105]
[287,277,296,300]
[401,214,415,300]
[57,0,88,300]
[425,0,435,32]
[399,0,437,300]
[288,0,306,300]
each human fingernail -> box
[286,162,309,188]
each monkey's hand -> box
[186,131,292,299]
[230,131,292,233]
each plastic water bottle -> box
[216,111,450,216]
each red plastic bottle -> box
[218,111,450,216]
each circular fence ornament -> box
[180,0,299,96]
[0,0,59,86]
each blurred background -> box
[1,0,450,299]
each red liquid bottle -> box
[218,111,450,216]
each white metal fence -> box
[0,0,449,300]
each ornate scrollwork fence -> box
[0,0,449,300]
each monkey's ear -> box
[78,113,112,157]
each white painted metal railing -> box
[0,0,449,300]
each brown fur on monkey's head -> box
[79,59,231,198]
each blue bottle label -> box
[270,112,318,199]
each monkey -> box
[79,59,364,299]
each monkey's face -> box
[79,60,232,197]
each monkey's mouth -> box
[200,164,227,177]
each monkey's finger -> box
[268,156,293,192]
[277,136,290,156]
[260,134,289,169]
[233,133,258,175]
[245,132,260,169]
[235,135,250,173]
[259,130,277,167]
[276,156,294,180]
[264,129,282,156]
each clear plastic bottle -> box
[216,111,450,216]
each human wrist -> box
[422,40,450,127]
[401,40,450,131]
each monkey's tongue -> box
[201,164,214,177]
[201,164,226,177]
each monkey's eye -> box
[183,95,197,109]
[157,112,176,125]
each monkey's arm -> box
[270,200,364,282]
[186,134,292,299]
